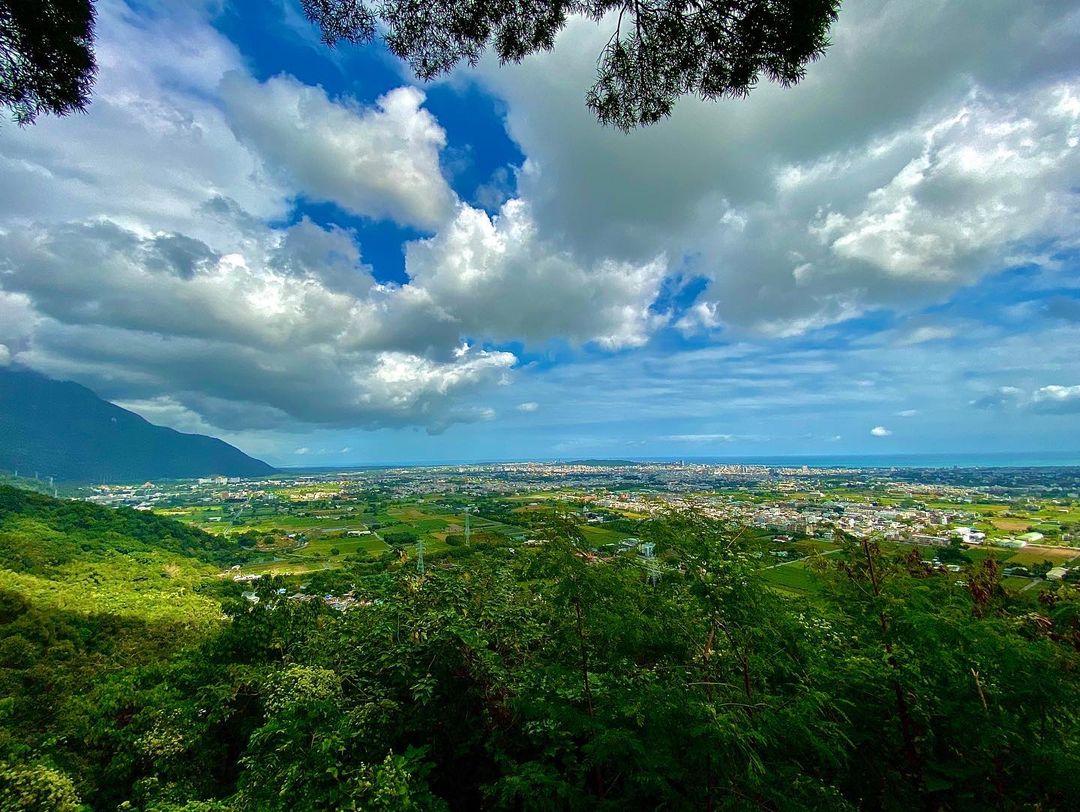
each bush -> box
[0,763,81,812]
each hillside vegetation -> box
[0,368,275,482]
[0,491,1078,810]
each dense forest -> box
[1,487,1078,810]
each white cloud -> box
[220,73,456,230]
[0,204,522,432]
[1030,384,1080,413]
[822,86,1080,281]
[517,401,540,412]
[0,1,286,241]
[4,0,1080,455]
[0,1,675,436]
[870,426,892,436]
[896,326,957,346]
[403,200,668,349]
[464,0,1080,336]
[970,383,1080,414]
[0,344,9,366]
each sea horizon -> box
[280,450,1080,472]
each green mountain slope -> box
[0,485,246,571]
[0,367,275,482]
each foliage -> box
[306,0,840,129]
[0,489,1078,809]
[0,761,81,811]
[1,0,840,130]
[0,0,95,124]
[0,485,250,569]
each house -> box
[912,534,949,547]
[1046,567,1068,581]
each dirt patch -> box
[992,518,1032,532]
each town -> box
[72,461,1080,597]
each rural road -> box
[763,548,844,570]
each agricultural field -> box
[1003,546,1080,566]
[579,524,636,547]
[760,559,824,595]
[156,495,546,575]
[991,517,1033,532]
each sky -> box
[1,0,1079,466]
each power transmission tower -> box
[415,536,425,574]
[464,506,471,545]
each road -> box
[762,548,844,570]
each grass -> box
[579,525,635,546]
[1002,576,1037,593]
[792,539,841,555]
[295,536,390,558]
[759,560,823,594]
[238,559,336,576]
[1003,547,1079,566]
[964,547,1015,565]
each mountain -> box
[0,367,275,482]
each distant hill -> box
[0,367,275,482]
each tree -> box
[306,0,840,129]
[0,0,96,124]
[4,0,839,129]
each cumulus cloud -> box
[1031,385,1080,413]
[0,213,517,429]
[403,200,668,349]
[220,73,456,230]
[0,1,673,437]
[970,386,1026,410]
[0,3,286,240]
[467,0,1080,336]
[4,0,1079,455]
[870,426,892,436]
[517,401,539,412]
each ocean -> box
[632,452,1080,469]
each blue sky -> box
[1,0,1079,465]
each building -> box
[912,534,949,547]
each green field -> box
[579,524,635,546]
[1003,547,1079,566]
[760,560,823,594]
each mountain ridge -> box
[0,367,275,482]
